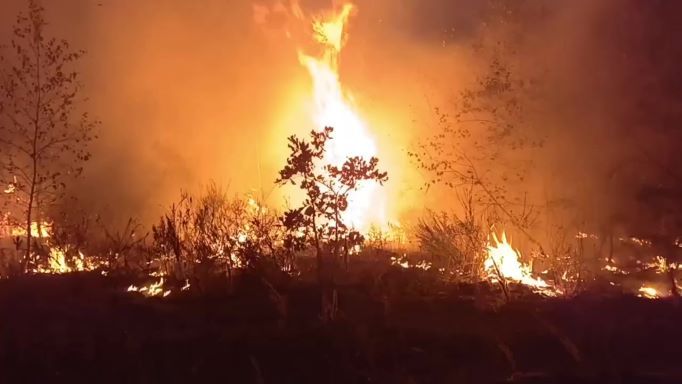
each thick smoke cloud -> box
[0,0,680,235]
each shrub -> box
[416,211,486,280]
[151,184,286,285]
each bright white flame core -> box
[297,3,383,229]
[484,232,554,294]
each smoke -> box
[0,0,680,235]
[508,0,682,233]
[4,0,307,225]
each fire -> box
[390,255,433,271]
[638,286,660,299]
[604,261,628,275]
[297,2,383,229]
[484,231,555,295]
[30,246,102,274]
[1,218,103,274]
[41,248,70,274]
[10,221,51,238]
[643,256,669,273]
[127,277,171,298]
[127,277,192,298]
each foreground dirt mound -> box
[0,273,681,383]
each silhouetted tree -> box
[0,0,97,270]
[409,0,547,255]
[409,56,543,253]
[277,127,388,282]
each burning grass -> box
[1,185,681,384]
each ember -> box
[127,277,171,298]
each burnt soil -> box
[0,270,681,384]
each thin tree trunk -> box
[334,205,340,261]
[227,261,233,293]
[312,212,322,280]
[36,196,42,239]
[25,30,42,272]
[24,183,35,270]
[344,236,349,271]
[667,259,679,298]
[305,175,323,284]
[608,233,614,264]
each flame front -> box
[128,277,171,298]
[297,3,383,229]
[484,231,555,294]
[637,286,660,299]
[1,218,103,274]
[10,221,51,238]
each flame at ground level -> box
[484,231,556,295]
[638,286,660,299]
[31,248,95,274]
[2,219,103,274]
[128,277,171,298]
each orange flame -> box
[10,221,51,238]
[297,2,384,230]
[484,231,557,296]
[2,219,103,274]
[637,286,660,299]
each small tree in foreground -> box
[276,127,388,282]
[0,1,97,270]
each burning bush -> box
[151,183,287,286]
[415,209,487,281]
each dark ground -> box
[0,269,681,384]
